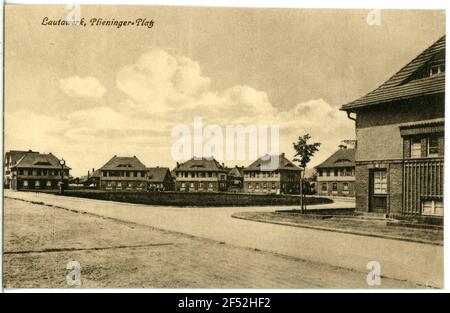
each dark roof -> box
[244,154,301,172]
[175,157,227,172]
[341,35,445,111]
[147,167,172,182]
[99,156,147,170]
[228,166,244,177]
[5,150,38,165]
[315,148,355,169]
[12,153,71,170]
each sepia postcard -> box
[1,3,447,296]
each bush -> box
[60,190,333,207]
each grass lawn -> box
[233,211,443,245]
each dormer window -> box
[429,64,445,76]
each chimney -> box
[222,163,225,168]
[176,162,180,168]
[281,153,285,158]
[92,168,95,173]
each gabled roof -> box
[99,156,147,171]
[341,35,445,111]
[315,148,355,169]
[5,150,38,165]
[244,154,302,172]
[12,153,71,169]
[175,157,227,172]
[228,166,244,177]
[147,167,172,182]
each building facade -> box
[174,158,228,192]
[227,166,244,192]
[4,150,38,188]
[243,153,302,194]
[99,156,148,191]
[341,36,445,217]
[7,151,70,191]
[315,146,355,197]
[147,167,175,191]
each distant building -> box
[4,150,38,188]
[315,145,355,197]
[78,168,101,188]
[99,156,148,191]
[227,166,244,192]
[7,151,70,191]
[147,167,174,191]
[341,36,445,217]
[243,153,302,194]
[174,157,228,192]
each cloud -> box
[59,76,106,99]
[7,49,354,176]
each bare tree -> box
[293,134,321,213]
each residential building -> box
[243,153,302,194]
[4,150,38,188]
[227,166,244,192]
[341,36,445,217]
[8,151,70,191]
[174,157,228,192]
[147,167,174,191]
[99,156,148,191]
[315,145,355,197]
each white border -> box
[1,0,449,294]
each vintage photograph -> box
[2,4,445,290]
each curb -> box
[231,214,443,246]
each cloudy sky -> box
[5,5,445,176]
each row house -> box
[4,150,38,188]
[315,145,356,197]
[243,153,302,194]
[7,151,71,191]
[341,35,445,217]
[147,167,175,191]
[174,157,228,192]
[227,166,245,192]
[99,156,148,191]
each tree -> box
[293,134,321,213]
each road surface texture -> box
[4,190,443,288]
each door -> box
[369,170,388,213]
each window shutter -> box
[438,135,445,156]
[403,138,411,158]
[420,137,428,157]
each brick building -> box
[99,156,148,191]
[243,153,302,194]
[341,36,445,217]
[174,157,228,192]
[315,146,355,197]
[7,151,70,191]
[147,167,174,191]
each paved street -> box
[4,190,443,288]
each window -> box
[35,180,40,187]
[343,183,349,192]
[128,182,133,188]
[248,183,253,189]
[422,200,443,216]
[46,181,52,187]
[263,182,267,189]
[103,171,107,177]
[199,182,203,188]
[117,182,122,188]
[411,137,422,158]
[332,183,338,192]
[23,180,29,187]
[181,182,186,188]
[334,169,339,176]
[326,170,330,177]
[373,171,387,195]
[107,181,112,187]
[321,183,327,192]
[428,135,440,157]
[190,182,194,188]
[19,169,24,175]
[272,183,276,189]
[208,183,213,188]
[255,183,260,189]
[318,170,323,177]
